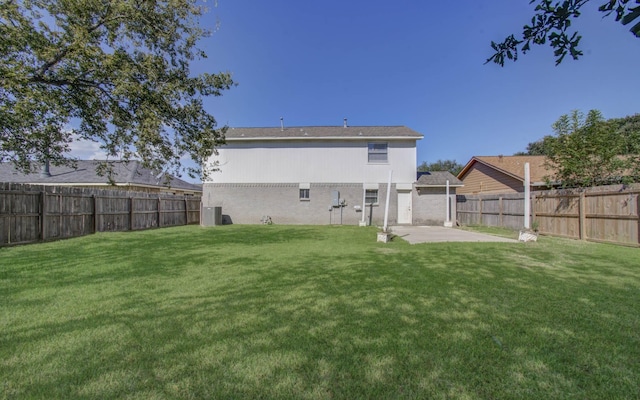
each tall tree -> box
[1,0,234,179]
[417,159,464,176]
[487,0,640,66]
[610,114,640,154]
[544,110,638,187]
[517,112,640,156]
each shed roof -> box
[415,171,464,187]
[224,125,423,140]
[458,155,553,184]
[0,160,202,192]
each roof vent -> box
[343,118,348,128]
[280,117,284,131]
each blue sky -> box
[72,0,640,180]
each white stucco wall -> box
[204,139,417,184]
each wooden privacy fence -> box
[456,193,526,230]
[457,185,640,246]
[0,183,201,246]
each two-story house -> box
[202,124,423,225]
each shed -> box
[412,171,464,226]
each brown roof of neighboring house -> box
[224,125,423,140]
[458,155,554,184]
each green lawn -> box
[1,225,639,399]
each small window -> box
[365,189,378,205]
[299,188,310,200]
[368,142,388,163]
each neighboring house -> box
[0,160,202,196]
[457,155,553,194]
[203,124,423,225]
[414,171,464,225]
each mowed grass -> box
[1,225,639,399]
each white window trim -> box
[367,142,388,164]
[365,189,379,205]
[363,183,379,190]
[299,183,310,201]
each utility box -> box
[331,190,340,207]
[202,206,222,226]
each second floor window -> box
[368,142,388,163]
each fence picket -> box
[0,183,201,247]
[456,184,640,246]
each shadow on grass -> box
[1,226,639,399]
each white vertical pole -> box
[444,179,452,227]
[524,162,531,229]
[361,184,366,224]
[383,170,392,232]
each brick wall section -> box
[412,187,458,226]
[203,183,398,225]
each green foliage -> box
[417,159,464,175]
[0,0,234,179]
[514,135,557,156]
[518,113,640,159]
[544,109,640,187]
[1,225,639,398]
[487,0,640,66]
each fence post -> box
[498,196,503,227]
[184,198,189,225]
[129,197,134,231]
[58,194,62,237]
[93,195,98,233]
[531,193,536,229]
[40,191,46,241]
[478,197,483,225]
[157,197,162,227]
[579,191,586,240]
[637,193,640,245]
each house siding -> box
[207,140,417,184]
[458,163,523,194]
[203,182,398,225]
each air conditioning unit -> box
[202,206,222,226]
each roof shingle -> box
[0,160,201,192]
[459,156,553,183]
[416,171,464,187]
[224,125,423,140]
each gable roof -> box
[0,160,202,192]
[224,125,423,141]
[415,171,464,187]
[458,155,553,185]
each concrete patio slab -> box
[391,226,518,244]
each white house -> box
[202,124,423,225]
